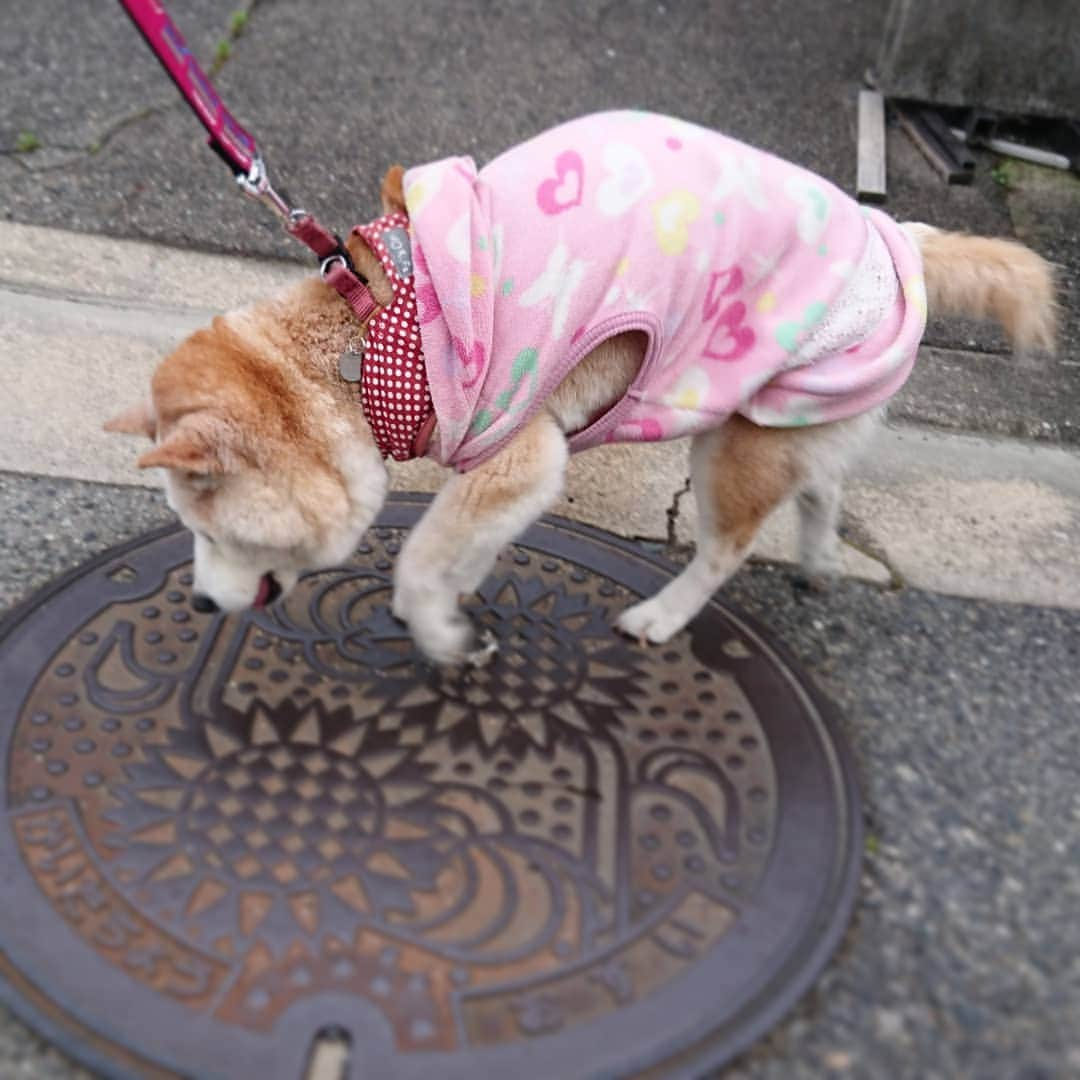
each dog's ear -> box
[380,165,407,214]
[104,400,156,439]
[136,416,231,474]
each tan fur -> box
[103,400,156,438]
[699,417,801,550]
[137,414,229,474]
[340,238,396,308]
[546,331,643,433]
[380,166,408,214]
[914,226,1058,352]
[458,413,565,517]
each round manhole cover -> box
[0,495,860,1079]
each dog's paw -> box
[794,550,842,594]
[465,628,499,668]
[392,579,476,665]
[412,609,477,666]
[792,570,835,595]
[616,597,688,645]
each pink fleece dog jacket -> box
[403,111,927,471]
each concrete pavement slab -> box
[0,220,305,312]
[892,344,1080,445]
[0,221,306,486]
[845,425,1080,608]
[3,321,178,486]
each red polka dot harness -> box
[350,212,435,460]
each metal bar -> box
[856,89,888,202]
[894,103,973,184]
[919,109,975,180]
[950,128,1071,171]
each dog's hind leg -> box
[795,409,878,581]
[392,412,569,665]
[617,417,801,645]
[791,473,857,592]
[796,480,843,580]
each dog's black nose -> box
[191,592,220,614]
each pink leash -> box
[116,0,377,323]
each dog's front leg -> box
[393,412,569,665]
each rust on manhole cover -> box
[0,495,861,1079]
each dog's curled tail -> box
[905,223,1058,353]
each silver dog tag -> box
[338,348,364,383]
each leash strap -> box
[116,0,378,324]
[119,0,257,176]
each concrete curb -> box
[3,221,1077,610]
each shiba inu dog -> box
[106,113,1057,664]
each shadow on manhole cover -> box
[0,495,861,1079]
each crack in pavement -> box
[665,476,692,551]
[3,0,269,174]
[2,100,179,174]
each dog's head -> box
[106,167,414,613]
[106,290,389,614]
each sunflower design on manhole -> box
[0,502,860,1079]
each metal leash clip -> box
[235,155,296,223]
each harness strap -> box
[287,214,378,321]
[285,214,345,260]
[322,259,379,323]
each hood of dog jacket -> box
[401,110,927,472]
